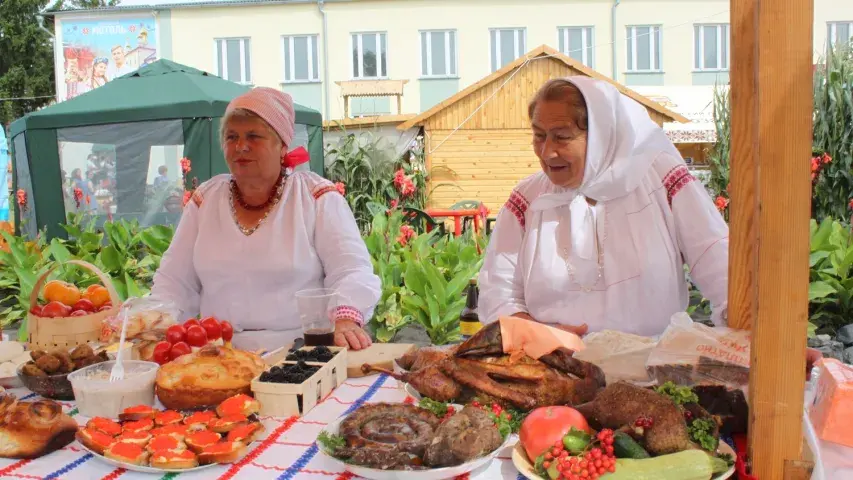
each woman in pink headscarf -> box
[151,87,379,351]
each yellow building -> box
[49,0,853,123]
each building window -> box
[490,28,526,72]
[282,35,319,82]
[558,27,594,68]
[420,30,457,77]
[214,38,251,84]
[352,32,387,79]
[694,24,729,71]
[626,26,662,72]
[828,22,853,48]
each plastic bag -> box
[99,296,179,343]
[573,330,657,384]
[645,312,751,389]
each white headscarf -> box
[529,76,683,260]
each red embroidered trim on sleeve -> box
[504,191,529,229]
[312,184,339,200]
[191,192,203,208]
[332,305,364,327]
[662,165,696,207]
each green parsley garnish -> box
[655,381,700,405]
[418,397,451,417]
[688,418,719,451]
[317,431,346,453]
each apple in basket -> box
[30,281,112,317]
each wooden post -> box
[729,0,814,478]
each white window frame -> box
[489,27,526,72]
[557,26,595,68]
[419,29,457,78]
[694,24,730,71]
[281,34,320,83]
[828,22,853,48]
[626,25,662,72]
[213,37,251,84]
[351,32,388,79]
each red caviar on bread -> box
[184,411,216,429]
[226,422,264,444]
[208,414,248,433]
[122,418,154,433]
[116,429,152,446]
[76,427,117,455]
[198,441,246,465]
[105,441,150,466]
[147,434,185,454]
[216,394,260,417]
[119,405,158,422]
[86,417,122,437]
[151,423,190,441]
[150,449,199,469]
[185,430,221,453]
[154,410,184,426]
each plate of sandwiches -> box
[75,394,264,473]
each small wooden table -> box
[425,207,487,237]
[336,80,409,118]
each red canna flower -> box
[397,225,416,246]
[822,153,832,164]
[714,195,729,212]
[400,178,416,197]
[180,157,192,175]
[811,157,821,173]
[393,168,406,188]
[73,187,83,208]
[849,198,853,210]
[334,182,346,196]
[182,191,193,207]
[390,199,399,209]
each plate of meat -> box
[317,402,512,480]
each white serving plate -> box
[402,382,422,401]
[512,440,736,480]
[317,407,512,480]
[77,443,220,474]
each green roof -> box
[10,59,322,137]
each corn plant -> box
[812,44,853,222]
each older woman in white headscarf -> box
[478,77,728,338]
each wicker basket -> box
[27,260,120,351]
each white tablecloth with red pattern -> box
[0,374,522,480]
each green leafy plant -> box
[812,44,853,222]
[706,84,731,223]
[807,218,853,336]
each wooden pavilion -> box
[397,45,689,212]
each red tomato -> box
[71,299,95,313]
[185,325,208,347]
[184,319,201,330]
[169,342,192,360]
[70,309,88,317]
[518,406,590,461]
[166,324,187,345]
[220,321,234,342]
[42,301,72,318]
[29,305,43,316]
[153,341,172,365]
[201,318,221,340]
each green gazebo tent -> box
[8,59,324,239]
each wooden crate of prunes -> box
[251,346,347,418]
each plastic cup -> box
[295,288,341,347]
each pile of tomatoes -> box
[151,317,234,365]
[30,280,112,318]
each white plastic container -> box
[68,360,159,419]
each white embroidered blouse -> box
[478,77,729,337]
[150,172,381,351]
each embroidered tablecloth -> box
[0,374,522,480]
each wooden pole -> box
[729,0,814,477]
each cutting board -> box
[347,343,416,378]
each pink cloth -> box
[226,87,296,147]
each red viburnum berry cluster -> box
[542,429,617,480]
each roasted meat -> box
[373,322,606,410]
[575,382,720,456]
[423,405,503,467]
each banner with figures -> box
[57,16,158,102]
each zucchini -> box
[600,450,729,480]
[612,432,650,459]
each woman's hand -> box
[334,319,373,351]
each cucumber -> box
[546,461,560,480]
[612,431,650,459]
[600,450,730,480]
